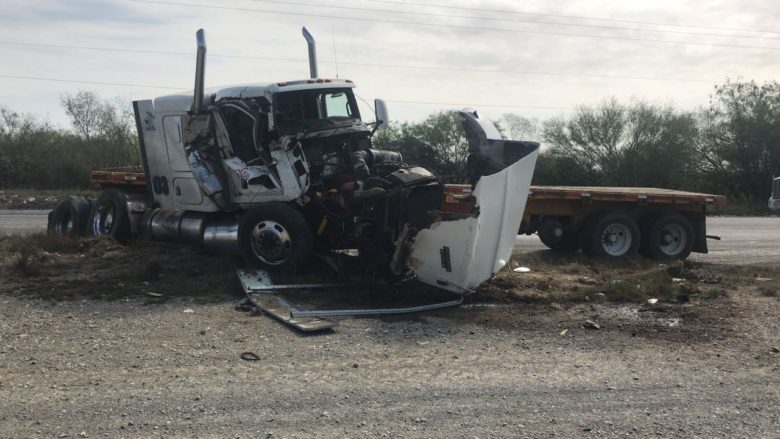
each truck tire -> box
[580,212,640,259]
[88,188,131,243]
[641,213,694,260]
[238,203,313,272]
[538,219,579,252]
[48,196,92,238]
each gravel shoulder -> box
[1,237,779,438]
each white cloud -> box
[0,0,777,129]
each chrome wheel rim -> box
[601,223,632,256]
[658,223,686,256]
[92,204,115,236]
[54,212,75,236]
[250,220,292,265]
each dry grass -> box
[476,249,780,306]
[0,235,241,303]
[1,234,779,307]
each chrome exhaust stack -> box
[192,28,207,113]
[302,26,317,78]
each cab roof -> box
[151,78,355,113]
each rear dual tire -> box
[640,213,694,260]
[538,219,579,252]
[48,196,92,238]
[580,213,640,259]
[88,188,132,243]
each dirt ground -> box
[1,236,779,438]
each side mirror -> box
[374,98,389,131]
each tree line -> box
[374,80,779,207]
[0,91,139,189]
[0,80,777,207]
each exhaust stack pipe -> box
[192,28,207,113]
[302,27,317,79]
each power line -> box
[242,0,780,41]
[0,73,568,110]
[125,0,780,51]
[386,100,570,110]
[0,40,717,83]
[361,0,780,36]
[0,74,184,90]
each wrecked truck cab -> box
[408,110,540,294]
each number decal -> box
[152,176,170,195]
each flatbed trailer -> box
[443,184,726,260]
[87,169,725,260]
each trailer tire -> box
[581,213,640,259]
[538,219,579,252]
[238,203,313,272]
[48,196,92,238]
[641,213,694,260]
[88,188,131,243]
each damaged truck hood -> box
[409,110,540,294]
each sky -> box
[0,0,777,131]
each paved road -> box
[0,210,49,236]
[2,210,778,265]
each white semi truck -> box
[47,28,540,296]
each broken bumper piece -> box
[238,269,464,332]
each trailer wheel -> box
[238,203,313,272]
[538,219,579,252]
[641,213,694,260]
[48,196,92,238]
[581,213,640,259]
[89,188,131,243]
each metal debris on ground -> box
[583,320,602,330]
[237,268,465,333]
[240,352,260,362]
[234,298,254,312]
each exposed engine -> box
[298,132,443,273]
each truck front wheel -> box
[238,203,313,272]
[581,213,640,259]
[641,213,694,260]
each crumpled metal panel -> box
[409,110,539,294]
[408,150,538,293]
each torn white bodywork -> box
[409,111,540,294]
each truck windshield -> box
[274,88,360,133]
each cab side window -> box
[221,106,258,163]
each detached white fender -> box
[408,110,540,294]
